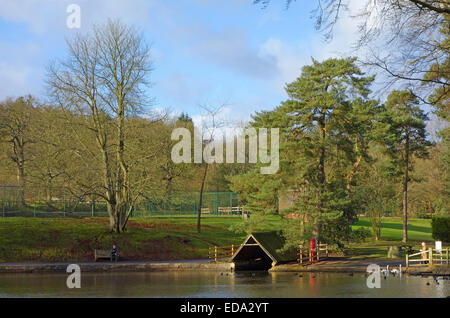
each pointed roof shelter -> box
[231,231,297,270]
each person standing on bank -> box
[420,242,427,264]
[111,244,119,262]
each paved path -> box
[271,257,450,275]
[272,257,405,272]
[1,257,447,275]
[0,258,211,266]
[0,259,234,273]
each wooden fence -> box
[208,244,239,262]
[209,242,329,264]
[298,243,329,265]
[406,248,449,268]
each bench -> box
[217,206,243,215]
[201,208,211,214]
[94,249,119,262]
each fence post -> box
[216,192,219,215]
[301,246,303,264]
[445,247,448,266]
[237,193,241,216]
[229,192,233,216]
[406,254,409,268]
[215,246,218,263]
[429,248,433,266]
[317,242,320,262]
[2,187,5,217]
[299,245,302,265]
[63,188,66,217]
[33,191,36,217]
[231,244,234,257]
[91,194,95,217]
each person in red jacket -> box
[310,237,316,264]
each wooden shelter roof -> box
[231,231,297,265]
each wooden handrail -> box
[406,247,448,268]
[408,250,428,258]
[298,243,329,265]
[208,244,239,262]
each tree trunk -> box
[108,201,130,233]
[346,138,362,190]
[402,170,408,243]
[14,137,26,206]
[197,163,209,233]
[113,99,131,233]
[17,162,25,206]
[315,118,326,240]
[300,216,305,239]
[402,133,409,243]
[374,218,381,241]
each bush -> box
[349,227,372,243]
[416,211,432,219]
[431,217,450,242]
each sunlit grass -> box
[0,217,245,262]
[0,215,433,262]
[349,217,432,259]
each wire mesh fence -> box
[134,192,242,217]
[0,186,242,218]
[0,186,108,218]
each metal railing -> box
[1,186,243,219]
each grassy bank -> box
[348,217,433,259]
[0,216,433,263]
[0,217,246,262]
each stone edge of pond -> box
[0,262,235,273]
[270,264,450,276]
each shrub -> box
[349,227,372,243]
[431,217,450,242]
[416,211,432,219]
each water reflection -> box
[0,272,447,298]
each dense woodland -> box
[0,1,448,248]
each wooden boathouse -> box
[231,231,297,270]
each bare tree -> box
[254,0,449,105]
[196,103,227,233]
[47,19,153,232]
[0,96,36,205]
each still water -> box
[0,271,448,298]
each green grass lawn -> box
[0,217,246,262]
[0,215,433,262]
[352,217,432,241]
[349,217,432,259]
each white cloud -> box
[259,37,310,94]
[0,0,65,35]
[0,40,43,98]
[0,0,159,35]
[173,25,280,79]
[0,0,165,100]
[309,0,373,61]
[159,73,213,107]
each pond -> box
[0,271,448,298]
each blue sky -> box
[0,0,364,123]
